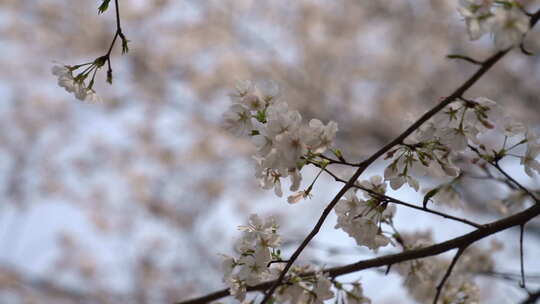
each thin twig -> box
[447,54,484,65]
[492,162,539,203]
[318,154,363,167]
[467,145,538,203]
[478,271,540,282]
[463,170,516,190]
[267,260,289,268]
[105,0,127,83]
[520,42,534,56]
[355,184,484,229]
[520,223,526,289]
[433,246,467,304]
[385,264,392,275]
[312,164,483,228]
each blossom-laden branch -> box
[52,0,128,102]
[177,201,540,304]
[257,6,540,303]
[179,3,540,304]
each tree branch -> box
[176,202,540,304]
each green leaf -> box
[98,0,111,14]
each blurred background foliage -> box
[1,0,540,303]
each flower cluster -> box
[458,0,530,49]
[220,82,540,301]
[274,268,335,304]
[384,139,459,192]
[338,282,372,304]
[384,97,506,192]
[273,266,372,304]
[335,176,396,251]
[221,214,281,301]
[223,80,338,201]
[221,215,368,304]
[396,232,501,304]
[52,62,103,102]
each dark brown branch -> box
[176,202,540,304]
[433,246,467,304]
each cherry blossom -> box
[492,4,530,50]
[52,64,102,102]
[334,188,395,250]
[521,129,540,177]
[224,81,338,200]
[457,0,494,40]
[345,283,371,304]
[223,104,254,137]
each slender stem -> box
[492,162,539,203]
[314,164,483,228]
[114,0,121,30]
[463,171,515,189]
[318,154,363,167]
[105,0,125,80]
[520,223,526,288]
[446,54,484,65]
[433,246,467,304]
[355,184,483,228]
[506,139,527,152]
[478,271,540,282]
